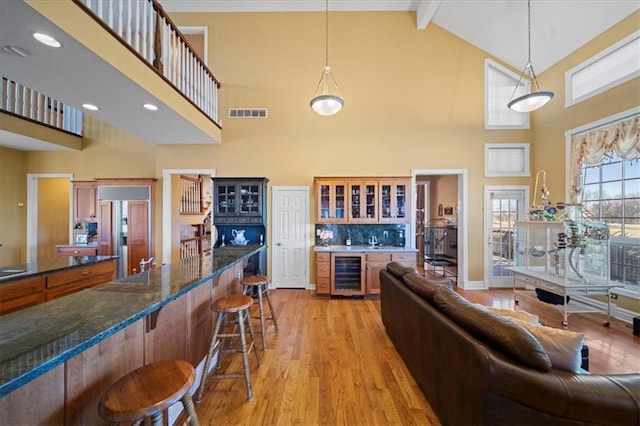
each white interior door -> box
[484,186,528,288]
[272,186,309,288]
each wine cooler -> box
[330,253,365,296]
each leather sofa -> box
[380,262,640,426]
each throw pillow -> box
[512,319,585,373]
[433,287,552,372]
[475,304,540,325]
[402,272,453,303]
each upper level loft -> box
[0,0,221,147]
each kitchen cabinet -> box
[316,180,348,223]
[315,252,331,296]
[379,179,410,223]
[348,181,378,222]
[315,177,411,224]
[45,259,117,301]
[73,181,97,223]
[0,275,46,315]
[366,252,417,295]
[213,178,268,225]
[56,245,98,257]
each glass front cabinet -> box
[315,177,410,224]
[213,178,268,225]
[379,180,408,222]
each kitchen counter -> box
[0,245,264,397]
[314,245,418,253]
[0,255,115,282]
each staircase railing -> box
[1,76,83,136]
[74,0,221,128]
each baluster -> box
[56,101,62,129]
[29,87,35,119]
[36,92,42,122]
[107,0,113,28]
[0,77,5,111]
[140,0,147,61]
[117,0,123,37]
[147,1,154,63]
[134,0,139,52]
[153,8,162,73]
[125,0,131,44]
[97,0,103,20]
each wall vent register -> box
[228,108,268,118]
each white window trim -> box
[484,143,530,177]
[484,59,530,130]
[565,30,640,107]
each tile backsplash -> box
[314,223,408,247]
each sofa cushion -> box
[402,272,453,303]
[433,287,552,372]
[475,304,540,325]
[512,319,585,373]
[386,262,417,279]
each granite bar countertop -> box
[0,245,264,397]
[313,245,418,253]
[0,255,117,282]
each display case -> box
[509,213,617,326]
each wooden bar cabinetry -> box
[315,253,331,295]
[315,177,411,224]
[72,181,97,223]
[0,275,46,315]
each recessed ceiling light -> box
[143,103,158,111]
[82,103,99,111]
[2,45,30,57]
[33,32,61,48]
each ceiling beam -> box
[416,0,443,30]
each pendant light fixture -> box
[310,0,344,116]
[507,0,554,113]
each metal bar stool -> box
[196,294,261,403]
[241,275,279,351]
[98,360,199,426]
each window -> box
[580,153,640,292]
[484,59,529,129]
[565,30,640,107]
[484,143,530,177]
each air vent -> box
[228,108,268,118]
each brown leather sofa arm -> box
[486,355,640,425]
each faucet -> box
[369,235,378,247]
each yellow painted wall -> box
[0,147,28,266]
[1,10,637,289]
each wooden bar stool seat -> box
[98,360,199,426]
[241,274,279,351]
[196,294,261,403]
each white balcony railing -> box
[1,76,83,136]
[75,0,220,127]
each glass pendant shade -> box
[310,66,344,116]
[508,90,554,112]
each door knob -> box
[276,242,282,246]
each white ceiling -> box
[0,0,638,151]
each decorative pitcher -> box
[231,229,247,244]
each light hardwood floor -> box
[194,287,639,425]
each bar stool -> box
[98,360,199,426]
[196,294,261,403]
[241,275,279,351]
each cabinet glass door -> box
[239,183,261,215]
[215,184,236,215]
[319,184,331,220]
[395,183,407,220]
[334,184,346,221]
[349,183,377,222]
[380,184,392,220]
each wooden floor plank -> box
[194,286,639,425]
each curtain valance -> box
[569,115,639,202]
